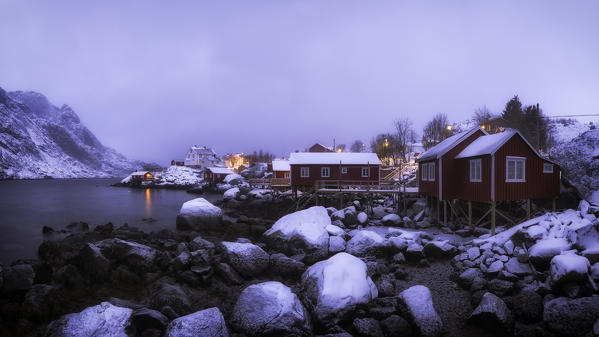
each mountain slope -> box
[0,87,143,179]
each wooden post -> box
[443,200,447,226]
[491,201,496,236]
[552,197,556,212]
[468,200,472,229]
[436,198,440,224]
[526,199,531,219]
[338,192,343,209]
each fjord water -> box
[0,179,220,265]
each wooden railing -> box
[314,180,399,191]
[248,178,291,187]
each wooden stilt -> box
[436,198,440,224]
[552,197,556,212]
[443,200,447,226]
[468,200,472,229]
[491,201,496,235]
[338,193,343,209]
[526,199,531,220]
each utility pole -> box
[536,103,540,151]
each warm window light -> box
[481,125,485,130]
[337,148,342,153]
[446,125,452,131]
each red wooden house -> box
[131,171,154,182]
[289,152,380,187]
[308,143,334,152]
[271,159,291,179]
[204,167,233,183]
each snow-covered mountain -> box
[0,87,145,179]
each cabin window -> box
[469,159,482,182]
[421,163,429,181]
[429,162,435,181]
[321,167,330,177]
[300,167,310,178]
[543,163,554,173]
[284,172,290,179]
[341,167,348,174]
[361,167,370,177]
[506,157,525,182]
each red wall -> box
[494,135,560,201]
[290,164,379,187]
[418,159,439,198]
[274,171,289,179]
[455,155,492,202]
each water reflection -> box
[145,188,151,217]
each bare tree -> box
[393,118,417,163]
[350,140,365,152]
[473,105,495,132]
[422,113,451,150]
[370,133,394,166]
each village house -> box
[289,152,381,188]
[130,171,154,182]
[184,145,221,169]
[308,143,335,152]
[204,167,233,183]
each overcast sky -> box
[1,1,597,164]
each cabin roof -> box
[206,167,233,174]
[272,159,290,171]
[131,171,151,176]
[417,127,487,162]
[455,130,516,158]
[289,152,381,165]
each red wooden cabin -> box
[454,130,560,202]
[416,127,488,200]
[308,143,334,152]
[289,152,380,187]
[131,171,154,182]
[204,167,233,183]
[271,159,291,179]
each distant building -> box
[308,143,334,153]
[130,171,154,182]
[204,167,233,183]
[184,145,221,169]
[271,159,290,179]
[225,153,249,172]
[170,160,184,166]
[289,152,381,187]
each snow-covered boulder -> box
[223,187,240,200]
[301,252,378,322]
[94,238,156,270]
[220,241,269,277]
[345,230,386,257]
[156,166,203,187]
[382,213,401,226]
[331,206,357,226]
[264,206,330,264]
[165,307,228,337]
[176,198,223,231]
[468,292,513,335]
[579,200,591,215]
[231,281,310,336]
[528,238,571,270]
[357,212,368,224]
[550,254,590,286]
[328,236,346,254]
[325,224,345,237]
[398,285,443,337]
[224,173,243,185]
[504,257,533,277]
[45,302,132,337]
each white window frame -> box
[421,163,429,181]
[321,167,330,178]
[506,156,526,182]
[428,162,435,181]
[470,159,482,182]
[284,172,290,179]
[543,163,554,173]
[361,167,370,177]
[300,167,309,178]
[341,167,348,174]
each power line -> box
[544,114,599,118]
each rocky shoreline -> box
[1,193,598,337]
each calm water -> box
[0,179,221,265]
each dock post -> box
[552,197,556,212]
[436,198,440,224]
[468,200,472,229]
[526,199,531,219]
[338,193,343,209]
[491,201,496,236]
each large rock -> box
[458,268,483,289]
[329,236,346,254]
[149,283,191,316]
[2,264,35,293]
[511,290,543,323]
[504,257,533,276]
[231,281,311,336]
[220,241,269,277]
[398,285,443,337]
[131,307,169,332]
[550,253,590,286]
[95,238,156,270]
[543,296,599,337]
[423,240,457,259]
[381,214,401,226]
[269,253,306,277]
[528,238,571,270]
[176,198,223,231]
[223,187,240,200]
[352,317,383,337]
[45,302,133,337]
[165,307,229,337]
[264,206,331,264]
[468,292,513,335]
[77,243,111,279]
[346,231,386,257]
[301,252,378,323]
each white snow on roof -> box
[207,167,233,174]
[272,159,290,171]
[417,127,484,161]
[289,152,381,165]
[131,171,150,175]
[455,130,516,159]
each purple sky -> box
[1,1,598,164]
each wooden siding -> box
[290,164,379,187]
[494,135,560,201]
[274,171,289,179]
[441,130,487,200]
[455,155,492,202]
[418,159,438,197]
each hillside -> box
[0,87,144,179]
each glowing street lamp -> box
[446,125,452,131]
[337,148,342,153]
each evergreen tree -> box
[501,95,523,129]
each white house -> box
[184,145,221,169]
